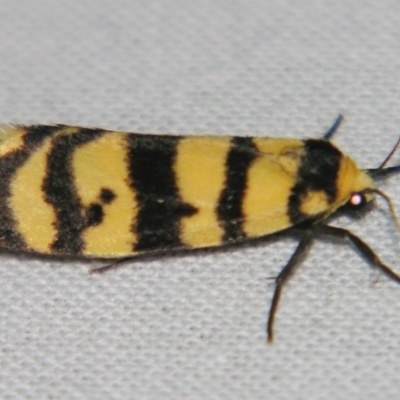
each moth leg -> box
[90,257,133,274]
[90,247,185,274]
[267,231,314,342]
[313,225,400,284]
[323,114,344,140]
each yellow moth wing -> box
[0,124,380,259]
[175,136,231,247]
[72,132,140,257]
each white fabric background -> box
[0,0,400,399]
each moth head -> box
[337,136,400,230]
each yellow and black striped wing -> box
[0,125,349,258]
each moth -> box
[0,115,399,341]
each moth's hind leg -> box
[90,247,186,274]
[90,257,133,274]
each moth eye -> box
[349,192,367,208]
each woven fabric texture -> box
[0,0,400,399]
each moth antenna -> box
[366,188,400,233]
[367,136,400,178]
[377,136,400,170]
[323,114,344,140]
